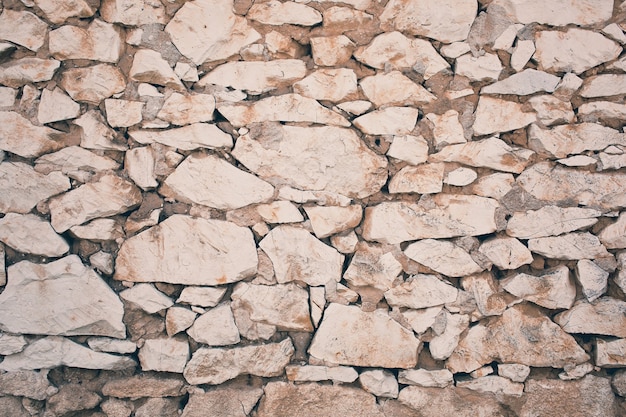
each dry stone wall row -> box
[0,0,626,415]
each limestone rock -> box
[100,0,166,25]
[534,29,621,74]
[359,369,398,398]
[471,173,514,200]
[87,337,136,354]
[74,110,128,151]
[177,287,227,308]
[482,69,560,95]
[579,74,626,98]
[0,333,27,355]
[0,10,47,51]
[162,154,274,210]
[165,307,197,337]
[311,36,355,66]
[426,110,466,149]
[389,163,444,194]
[398,369,454,388]
[0,213,69,257]
[0,162,70,214]
[183,338,293,385]
[430,137,534,174]
[38,88,81,125]
[405,239,483,277]
[231,283,313,332]
[129,49,184,90]
[256,201,304,224]
[49,20,123,63]
[446,304,590,373]
[387,135,429,165]
[385,275,458,309]
[45,384,101,416]
[165,0,261,64]
[528,232,610,260]
[0,87,16,107]
[555,297,626,337]
[596,338,626,367]
[380,0,476,43]
[181,387,263,417]
[398,386,507,416]
[0,397,30,417]
[401,306,442,334]
[139,338,189,373]
[478,236,533,270]
[120,283,173,314]
[304,205,362,238]
[286,365,358,383]
[198,60,306,94]
[259,225,343,286]
[455,53,503,82]
[69,218,124,241]
[258,382,384,417]
[343,243,402,292]
[528,123,626,159]
[599,212,626,249]
[102,375,185,398]
[472,97,536,136]
[507,206,601,239]
[233,123,388,199]
[218,94,350,127]
[430,312,470,360]
[0,58,60,88]
[157,93,215,125]
[34,0,95,24]
[457,375,523,396]
[293,69,357,102]
[0,111,64,158]
[188,303,241,345]
[130,124,232,151]
[115,215,258,285]
[492,0,613,26]
[576,260,608,302]
[0,370,56,401]
[528,95,575,126]
[354,32,449,79]
[360,71,435,107]
[0,256,125,338]
[498,364,530,382]
[0,336,135,372]
[511,39,536,72]
[461,272,509,317]
[579,102,626,125]
[362,195,499,244]
[501,266,576,309]
[105,99,144,128]
[134,398,180,417]
[60,64,126,105]
[125,147,157,189]
[248,1,322,25]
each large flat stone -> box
[182,387,263,417]
[506,206,602,238]
[0,111,64,158]
[528,123,626,158]
[0,213,69,257]
[129,124,232,151]
[493,0,613,26]
[555,297,626,337]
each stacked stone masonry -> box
[1,0,626,415]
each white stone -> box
[38,88,80,124]
[137,83,163,97]
[482,69,560,95]
[90,251,114,275]
[87,337,136,354]
[501,266,578,310]
[580,74,626,98]
[248,0,322,25]
[457,375,524,397]
[0,111,63,158]
[534,29,621,74]
[472,97,536,136]
[455,53,503,82]
[362,195,500,244]
[401,306,442,334]
[174,62,198,82]
[257,201,304,224]
[0,9,47,51]
[0,336,135,372]
[34,0,95,24]
[0,58,60,88]
[354,107,418,135]
[478,237,533,270]
[120,283,173,314]
[294,69,357,102]
[359,71,435,108]
[138,338,189,373]
[219,94,349,127]
[60,64,126,105]
[0,87,16,107]
[461,272,508,318]
[471,173,514,199]
[130,124,232,151]
[166,307,197,337]
[304,205,362,238]
[354,32,449,79]
[599,212,626,249]
[426,110,466,149]
[343,243,403,292]
[115,215,258,285]
[602,23,626,44]
[596,338,626,367]
[166,0,260,65]
[187,303,240,346]
[286,365,358,383]
[576,260,609,302]
[199,60,306,95]
[492,0,613,26]
[0,213,69,257]
[398,369,453,388]
[311,36,355,66]
[385,275,458,309]
[511,40,535,72]
[389,163,444,194]
[430,312,470,360]
[0,162,70,214]
[555,297,626,338]
[528,95,575,126]
[49,20,123,63]
[498,364,530,382]
[129,49,184,90]
[405,239,483,277]
[336,100,372,116]
[157,93,215,125]
[100,0,166,25]
[557,155,597,167]
[330,231,359,254]
[441,42,471,59]
[528,232,610,260]
[579,102,626,124]
[507,206,601,239]
[309,304,420,368]
[358,370,398,398]
[0,333,27,355]
[493,24,523,50]
[233,123,388,199]
[380,0,476,43]
[387,135,429,165]
[444,167,477,186]
[75,110,127,151]
[69,218,124,241]
[125,147,157,189]
[0,255,126,338]
[322,6,373,29]
[277,187,352,207]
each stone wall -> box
[0,0,626,415]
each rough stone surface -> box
[182,387,263,417]
[0,112,64,158]
[186,303,240,346]
[60,64,126,105]
[501,265,576,309]
[555,297,626,337]
[0,213,69,257]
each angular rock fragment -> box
[87,337,136,354]
[129,49,184,90]
[385,275,458,309]
[354,107,418,135]
[0,370,56,400]
[430,312,470,360]
[501,265,576,309]
[105,99,144,128]
[511,40,536,72]
[387,135,429,165]
[596,338,626,367]
[426,110,466,149]
[116,215,258,285]
[405,239,483,277]
[472,97,536,136]
[507,206,601,239]
[120,283,173,314]
[49,20,123,63]
[478,236,533,270]
[455,53,503,82]
[599,213,626,249]
[528,123,626,159]
[293,69,357,102]
[38,88,81,125]
[248,1,322,25]
[310,36,355,66]
[101,0,166,25]
[358,369,398,398]
[576,260,608,302]
[580,74,626,98]
[125,147,157,189]
[457,375,523,396]
[182,387,263,417]
[60,65,126,105]
[0,112,64,158]
[528,232,610,260]
[46,385,102,417]
[102,375,185,398]
[578,102,626,126]
[401,306,442,334]
[157,93,215,125]
[343,243,402,292]
[302,205,360,238]
[555,297,626,337]
[398,386,507,416]
[286,365,358,383]
[177,287,227,308]
[528,95,575,126]
[69,218,124,241]
[74,110,127,151]
[360,71,435,107]
[388,163,445,194]
[139,338,189,373]
[187,303,240,346]
[0,333,27,355]
[0,58,61,88]
[492,0,613,26]
[461,272,509,317]
[0,213,68,257]
[183,338,293,385]
[165,307,197,337]
[309,304,420,368]
[482,69,560,95]
[398,369,454,388]
[130,124,232,151]
[0,10,47,51]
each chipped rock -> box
[139,338,189,373]
[248,0,322,26]
[49,20,123,63]
[187,303,240,346]
[528,232,610,260]
[130,49,184,90]
[125,146,157,189]
[0,333,27,355]
[304,205,362,238]
[0,10,47,51]
[599,212,626,249]
[385,275,458,309]
[405,239,483,277]
[311,36,355,66]
[455,53,503,82]
[182,387,263,417]
[0,58,60,88]
[0,213,68,257]
[426,110,466,149]
[157,93,215,125]
[444,167,478,186]
[177,286,226,307]
[398,385,506,416]
[388,163,444,194]
[286,365,358,383]
[507,206,601,239]
[165,307,197,337]
[38,87,81,124]
[343,243,402,292]
[501,265,576,309]
[555,297,626,337]
[102,375,185,398]
[510,40,535,72]
[472,97,536,136]
[471,173,514,199]
[493,0,613,26]
[430,312,470,360]
[498,363,530,382]
[576,260,608,302]
[478,236,532,270]
[580,74,626,98]
[457,375,523,396]
[528,95,575,126]
[60,64,126,105]
[69,218,124,241]
[87,337,136,354]
[461,272,508,317]
[199,60,305,94]
[257,201,304,224]
[359,369,398,398]
[294,69,357,102]
[482,69,559,95]
[360,71,435,107]
[528,123,626,159]
[100,0,166,25]
[398,369,453,388]
[75,110,127,151]
[401,306,442,334]
[596,338,626,367]
[130,124,231,151]
[0,111,63,158]
[105,99,144,128]
[120,283,173,314]
[387,135,429,165]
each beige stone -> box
[507,206,601,239]
[130,123,232,151]
[0,111,64,158]
[286,365,358,383]
[0,213,68,257]
[74,110,128,151]
[455,53,503,82]
[528,95,575,126]
[101,0,166,25]
[501,265,576,309]
[472,97,536,136]
[596,338,626,367]
[182,387,263,417]
[388,163,444,194]
[493,0,613,26]
[0,58,60,88]
[69,218,124,241]
[248,0,322,25]
[49,20,123,63]
[304,205,362,238]
[343,243,402,292]
[599,212,626,249]
[528,123,626,159]
[60,64,126,105]
[256,201,304,224]
[34,0,95,24]
[385,275,458,309]
[482,69,560,95]
[398,386,506,416]
[105,99,144,128]
[430,312,470,360]
[125,147,157,189]
[187,303,240,346]
[457,375,524,397]
[398,369,454,388]
[498,364,530,382]
[387,135,429,165]
[38,87,81,125]
[157,93,215,125]
[165,307,197,337]
[511,39,536,71]
[444,167,477,186]
[471,173,514,199]
[139,338,189,373]
[462,272,508,317]
[576,260,608,302]
[528,232,610,260]
[129,49,184,90]
[360,71,435,107]
[120,283,173,314]
[0,10,47,52]
[555,297,626,337]
[293,69,357,102]
[87,337,136,354]
[311,36,355,66]
[478,236,533,270]
[405,239,483,277]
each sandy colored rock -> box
[528,123,626,159]
[0,10,47,52]
[0,333,27,355]
[401,306,442,334]
[157,93,215,125]
[139,338,189,373]
[501,265,576,309]
[398,385,507,416]
[596,338,626,367]
[286,365,358,383]
[528,232,609,260]
[482,69,560,95]
[579,74,626,98]
[130,124,232,151]
[49,20,123,63]
[0,58,60,88]
[102,375,185,398]
[177,287,227,307]
[458,375,523,396]
[493,0,612,26]
[69,218,124,241]
[507,206,601,239]
[399,369,454,388]
[405,239,483,277]
[165,307,197,337]
[0,111,64,158]
[472,97,536,136]
[74,110,127,151]
[430,312,470,360]
[248,0,322,25]
[384,275,458,309]
[105,99,144,128]
[116,215,257,285]
[0,213,68,257]
[358,369,398,398]
[125,147,157,189]
[0,370,56,400]
[528,95,575,126]
[311,36,355,66]
[426,110,466,149]
[343,243,402,292]
[555,297,626,337]
[511,39,536,71]
[130,49,184,90]
[187,302,240,345]
[293,69,357,102]
[60,64,126,105]
[38,87,81,125]
[498,363,530,382]
[478,236,532,270]
[445,167,477,186]
[87,337,136,354]
[100,0,166,25]
[120,283,173,314]
[182,387,263,417]
[455,53,503,82]
[387,135,429,165]
[360,71,435,107]
[304,205,362,238]
[389,163,444,194]
[576,260,608,302]
[599,212,626,249]
[34,0,95,23]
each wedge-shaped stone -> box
[0,213,68,257]
[534,29,621,74]
[455,53,502,82]
[405,239,483,277]
[353,107,418,135]
[129,49,184,90]
[218,94,350,127]
[49,175,142,232]
[358,369,398,398]
[354,32,449,79]
[493,0,613,26]
[501,265,576,309]
[343,243,402,292]
[529,95,575,126]
[293,69,357,102]
[309,303,420,368]
[231,283,313,332]
[304,205,362,238]
[0,58,61,88]
[596,338,626,367]
[0,255,125,337]
[0,10,47,52]
[311,35,355,66]
[430,312,470,360]
[362,195,499,244]
[183,338,293,385]
[360,71,435,107]
[388,163,444,194]
[105,99,144,128]
[576,259,608,302]
[286,365,358,383]
[139,338,189,374]
[427,110,466,149]
[120,284,173,314]
[482,69,560,95]
[0,334,27,356]
[116,215,257,285]
[388,136,429,165]
[60,64,125,105]
[399,369,454,388]
[555,297,626,337]
[38,88,81,125]
[430,137,534,174]
[528,232,610,260]
[507,206,601,239]
[100,0,166,25]
[472,97,536,136]
[248,0,322,25]
[129,124,231,151]
[478,236,533,270]
[517,162,626,209]
[157,93,215,125]
[198,60,306,94]
[49,20,123,63]
[102,375,185,398]
[462,272,509,317]
[182,387,263,417]
[579,74,626,99]
[165,0,261,65]
[34,0,95,24]
[457,375,523,397]
[380,0,476,43]
[398,386,507,416]
[579,102,626,125]
[259,225,342,286]
[0,336,135,372]
[599,212,626,249]
[385,275,458,309]
[88,337,136,354]
[162,154,274,210]
[233,123,388,198]
[0,162,70,214]
[74,110,127,151]
[528,123,626,159]
[0,112,64,158]
[446,304,590,373]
